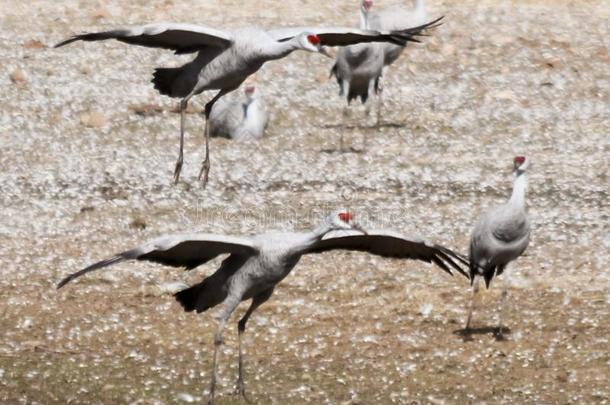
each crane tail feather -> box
[152,67,190,98]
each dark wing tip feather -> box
[54,30,127,48]
[431,255,453,276]
[57,254,127,289]
[394,15,445,38]
[435,246,470,279]
[54,36,81,48]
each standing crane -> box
[57,210,467,404]
[360,0,428,120]
[209,84,269,141]
[465,156,531,339]
[330,0,431,138]
[55,18,442,187]
[330,2,385,140]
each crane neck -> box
[509,171,528,208]
[238,99,265,139]
[264,38,300,61]
[360,8,370,30]
[299,221,333,252]
[286,222,334,257]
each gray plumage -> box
[330,42,384,105]
[209,85,268,140]
[364,0,429,67]
[55,19,440,186]
[57,210,466,403]
[330,1,434,135]
[465,156,531,336]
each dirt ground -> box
[0,0,609,403]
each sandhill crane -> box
[329,38,385,141]
[55,18,442,187]
[209,85,269,140]
[329,1,431,138]
[465,156,531,339]
[57,210,467,403]
[359,0,428,122]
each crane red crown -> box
[363,0,374,10]
[514,156,526,165]
[245,85,255,94]
[307,35,321,45]
[338,212,354,222]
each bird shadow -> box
[453,326,512,342]
[317,121,408,130]
[320,146,365,154]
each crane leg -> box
[376,75,383,129]
[198,89,235,188]
[235,288,274,404]
[208,318,226,405]
[465,275,480,331]
[496,267,509,340]
[207,293,242,405]
[198,118,211,188]
[339,80,351,153]
[173,98,189,184]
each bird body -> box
[56,18,442,185]
[465,156,531,337]
[331,42,384,104]
[209,85,268,140]
[57,210,466,403]
[154,28,297,99]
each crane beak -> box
[351,223,368,235]
[318,46,332,58]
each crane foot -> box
[234,379,251,404]
[173,156,183,185]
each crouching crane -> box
[209,85,269,140]
[57,210,467,404]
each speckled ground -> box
[0,0,609,403]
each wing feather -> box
[306,230,468,278]
[55,23,233,54]
[57,234,257,289]
[268,16,442,47]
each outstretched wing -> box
[306,229,468,278]
[268,16,443,47]
[55,23,233,54]
[57,233,258,289]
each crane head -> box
[513,156,529,173]
[244,85,257,101]
[361,0,374,12]
[297,33,331,58]
[326,210,367,234]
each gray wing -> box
[57,233,258,289]
[306,230,468,278]
[268,16,442,47]
[491,212,530,244]
[55,23,233,54]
